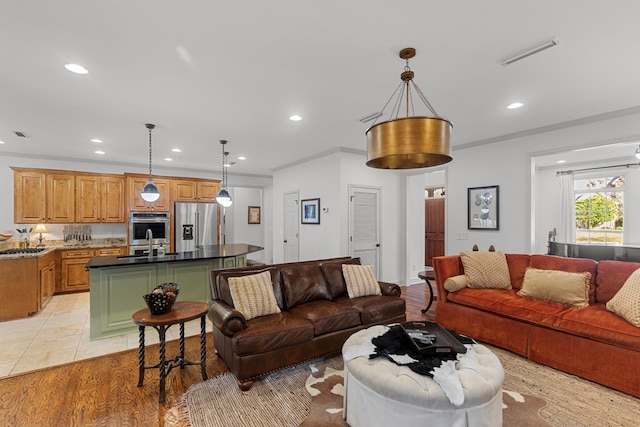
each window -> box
[574,176,624,244]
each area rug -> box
[169,343,640,427]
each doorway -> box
[349,185,381,277]
[425,187,445,266]
[283,190,299,262]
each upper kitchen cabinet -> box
[13,168,46,223]
[126,174,171,212]
[46,172,75,222]
[172,178,220,203]
[76,174,125,223]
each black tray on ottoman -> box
[400,321,467,355]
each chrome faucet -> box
[146,228,153,258]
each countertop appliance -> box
[174,202,219,252]
[129,211,170,254]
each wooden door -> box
[46,173,75,222]
[425,197,445,266]
[172,179,197,201]
[197,180,219,202]
[76,174,101,222]
[101,175,125,222]
[13,169,46,223]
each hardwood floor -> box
[0,283,434,427]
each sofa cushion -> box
[556,304,640,351]
[518,268,590,308]
[228,271,282,321]
[596,260,640,303]
[320,257,361,299]
[288,300,361,335]
[281,264,332,307]
[447,288,572,328]
[444,275,468,292]
[342,264,382,298]
[530,255,597,304]
[217,267,284,309]
[232,312,314,356]
[460,251,512,289]
[505,254,531,290]
[606,268,640,327]
[335,295,406,325]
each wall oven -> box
[129,212,170,254]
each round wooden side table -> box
[418,268,436,313]
[132,300,209,403]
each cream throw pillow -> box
[228,271,281,320]
[342,264,381,298]
[518,268,590,307]
[606,268,640,327]
[460,251,512,289]
[444,275,469,292]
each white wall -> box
[272,150,404,284]
[442,111,640,256]
[228,187,266,262]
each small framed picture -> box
[468,185,499,230]
[301,198,320,224]
[248,206,261,224]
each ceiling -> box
[2,1,640,177]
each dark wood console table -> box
[418,268,436,313]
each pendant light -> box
[635,144,640,160]
[365,47,453,169]
[216,140,233,207]
[140,123,160,202]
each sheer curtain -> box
[558,173,576,243]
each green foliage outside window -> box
[575,193,618,229]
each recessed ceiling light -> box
[171,148,182,153]
[507,102,524,109]
[94,150,105,155]
[289,114,302,121]
[0,140,5,144]
[64,63,88,75]
[237,156,246,160]
[164,157,173,162]
[556,160,566,164]
[91,138,103,143]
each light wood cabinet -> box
[76,174,125,223]
[101,175,125,222]
[39,252,56,309]
[127,175,171,212]
[172,178,220,203]
[46,172,75,222]
[60,247,126,293]
[13,169,46,223]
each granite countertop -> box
[0,238,127,260]
[85,243,264,268]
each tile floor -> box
[0,292,211,378]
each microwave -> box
[129,212,170,246]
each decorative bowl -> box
[0,230,15,241]
[143,283,180,315]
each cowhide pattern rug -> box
[299,358,550,427]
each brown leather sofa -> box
[434,253,640,398]
[208,257,406,389]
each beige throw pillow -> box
[228,271,281,320]
[342,264,381,298]
[606,268,640,327]
[518,268,590,307]
[460,251,512,289]
[444,275,469,292]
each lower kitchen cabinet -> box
[60,247,126,293]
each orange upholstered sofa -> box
[433,253,640,398]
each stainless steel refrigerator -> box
[174,202,219,252]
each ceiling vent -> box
[499,38,560,66]
[14,131,27,138]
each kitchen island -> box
[87,243,263,339]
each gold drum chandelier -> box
[366,47,453,169]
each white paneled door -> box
[284,190,299,262]
[349,185,381,277]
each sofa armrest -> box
[379,281,401,297]
[433,255,464,303]
[208,300,247,337]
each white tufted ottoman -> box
[342,325,504,427]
